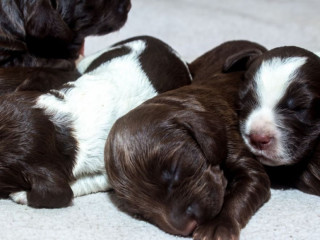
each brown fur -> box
[105,41,271,240]
[0,36,192,208]
[0,0,131,93]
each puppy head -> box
[226,46,320,166]
[0,0,131,64]
[105,102,227,236]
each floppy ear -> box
[223,48,264,73]
[25,0,73,57]
[175,110,228,166]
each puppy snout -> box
[180,219,198,236]
[249,133,273,150]
[118,0,131,14]
[166,206,199,236]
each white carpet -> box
[2,0,320,239]
[1,189,319,240]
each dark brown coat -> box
[105,41,271,240]
[0,0,131,93]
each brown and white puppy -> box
[225,46,320,196]
[105,41,270,240]
[0,36,192,208]
[0,0,131,93]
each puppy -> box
[0,0,131,66]
[0,0,131,93]
[224,46,320,196]
[0,36,192,208]
[105,41,270,240]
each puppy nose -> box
[249,133,272,150]
[178,219,198,236]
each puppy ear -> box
[223,48,264,73]
[25,0,73,57]
[175,111,228,166]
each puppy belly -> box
[71,173,110,197]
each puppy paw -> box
[193,217,240,240]
[9,191,28,205]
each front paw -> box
[9,191,28,205]
[193,217,240,240]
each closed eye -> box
[161,162,181,190]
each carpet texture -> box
[2,0,320,239]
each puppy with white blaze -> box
[0,36,192,208]
[224,46,320,196]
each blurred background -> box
[85,0,320,61]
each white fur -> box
[71,174,109,197]
[9,191,28,205]
[242,57,307,165]
[36,40,158,197]
[255,57,307,109]
[77,45,122,74]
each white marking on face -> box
[255,57,307,109]
[242,57,307,165]
[36,40,158,193]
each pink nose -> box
[179,220,198,236]
[249,133,272,150]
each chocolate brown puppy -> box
[105,41,271,240]
[0,0,131,93]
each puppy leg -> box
[194,137,270,240]
[71,173,109,197]
[9,191,28,205]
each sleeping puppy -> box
[0,36,192,208]
[0,0,131,93]
[105,41,270,240]
[224,46,320,196]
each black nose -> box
[118,0,131,14]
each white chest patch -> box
[35,40,157,192]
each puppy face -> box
[106,101,227,236]
[238,47,320,166]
